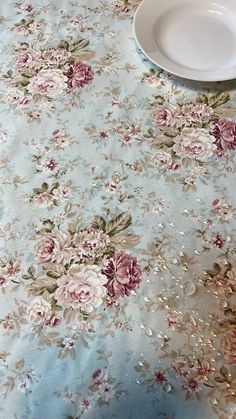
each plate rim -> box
[133,0,236,82]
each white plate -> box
[133,0,236,81]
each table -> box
[0,1,235,418]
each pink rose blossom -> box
[64,61,94,89]
[35,231,74,264]
[102,251,141,297]
[152,104,184,129]
[15,52,34,69]
[210,119,236,150]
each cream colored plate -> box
[133,0,236,81]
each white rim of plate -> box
[133,0,236,82]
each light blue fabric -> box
[0,1,235,418]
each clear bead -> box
[145,328,154,337]
[162,383,173,392]
[183,280,196,296]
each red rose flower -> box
[210,119,236,150]
[64,61,94,88]
[103,251,141,297]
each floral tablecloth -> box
[0,1,236,418]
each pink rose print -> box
[64,61,94,89]
[103,251,141,297]
[152,104,183,129]
[15,52,34,69]
[210,119,236,150]
[35,231,74,264]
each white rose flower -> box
[27,297,52,325]
[181,102,213,126]
[173,128,216,160]
[27,69,67,97]
[8,89,30,106]
[55,264,107,313]
[153,150,172,169]
[52,185,71,201]
[74,228,110,261]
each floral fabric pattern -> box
[0,1,236,418]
